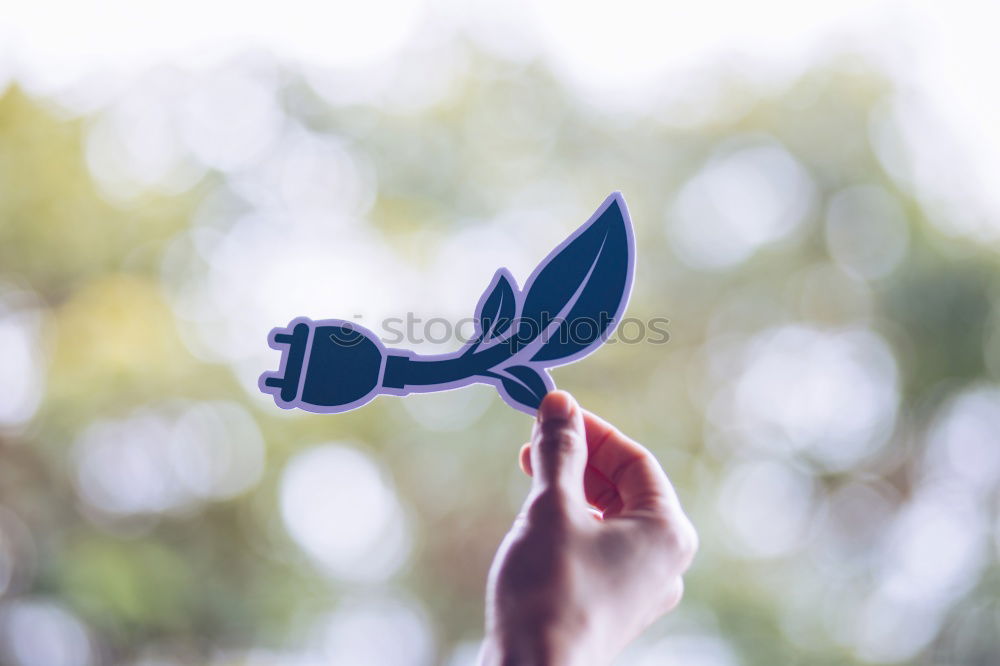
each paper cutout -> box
[259,192,635,415]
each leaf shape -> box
[497,365,552,412]
[516,193,633,363]
[476,270,516,342]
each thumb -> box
[530,391,587,504]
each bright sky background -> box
[0,0,994,100]
[1,0,998,240]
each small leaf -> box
[496,365,552,412]
[475,270,516,342]
[516,193,634,363]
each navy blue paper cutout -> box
[259,192,636,415]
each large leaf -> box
[475,270,516,342]
[516,194,633,362]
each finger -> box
[518,442,531,476]
[583,465,623,516]
[530,391,587,505]
[521,440,624,516]
[582,410,681,517]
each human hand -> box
[478,391,697,666]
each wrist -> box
[478,630,594,666]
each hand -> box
[478,391,698,666]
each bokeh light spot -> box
[0,308,45,431]
[0,599,92,666]
[280,445,410,582]
[666,138,815,270]
[718,326,899,469]
[317,595,432,666]
[717,459,815,559]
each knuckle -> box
[536,427,582,457]
[610,451,656,487]
[653,516,699,566]
[661,577,685,613]
[673,521,699,564]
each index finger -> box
[582,409,682,518]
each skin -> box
[478,391,698,666]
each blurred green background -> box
[1,3,1000,665]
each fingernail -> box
[537,391,573,423]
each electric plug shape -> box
[259,192,635,415]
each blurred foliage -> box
[0,42,999,666]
